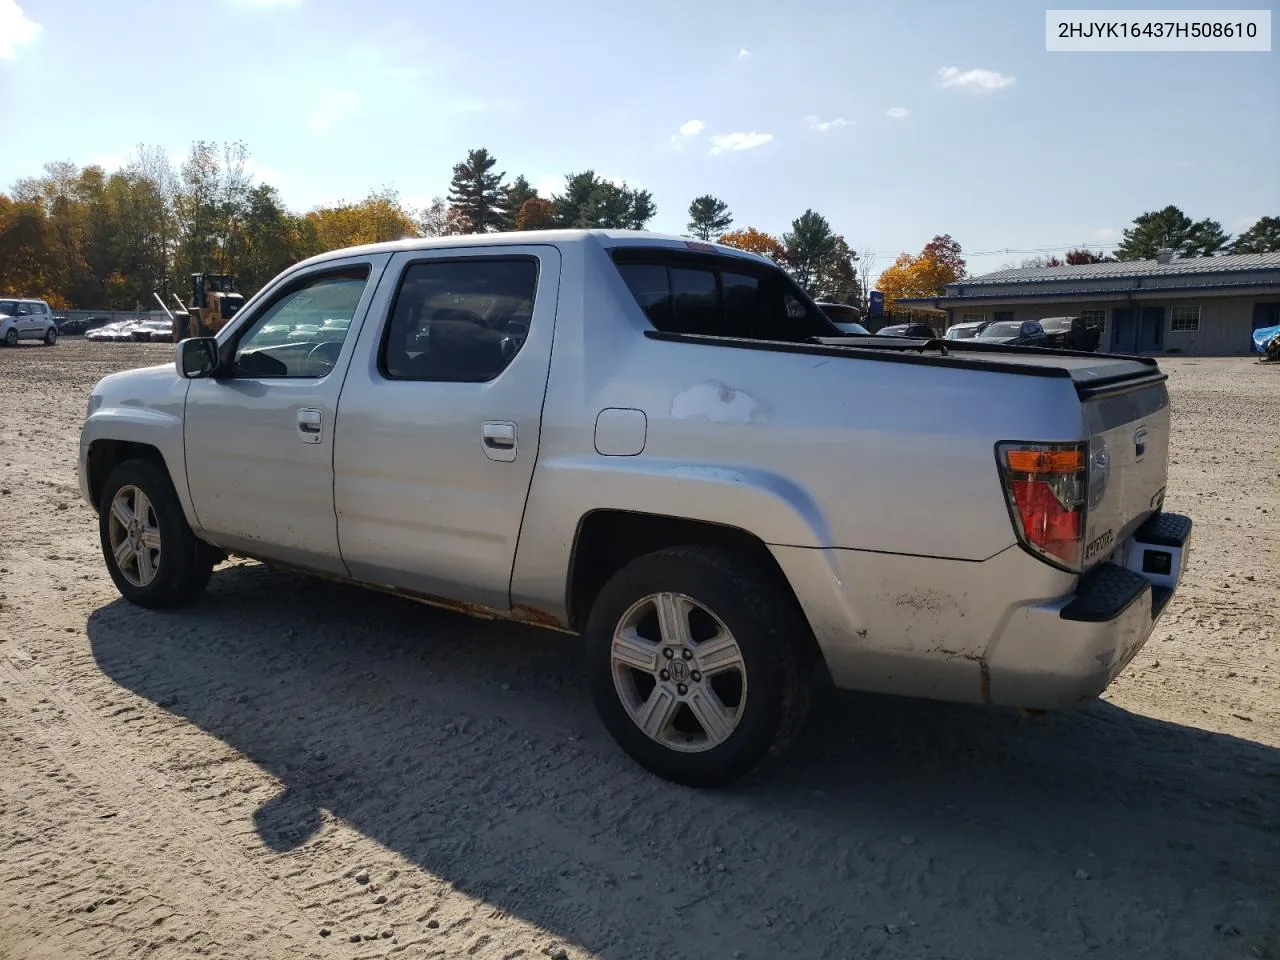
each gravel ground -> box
[1,339,1277,960]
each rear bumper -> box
[985,512,1193,708]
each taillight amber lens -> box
[997,442,1088,571]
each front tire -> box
[98,458,213,608]
[3,328,16,346]
[584,546,813,787]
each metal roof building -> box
[898,251,1280,355]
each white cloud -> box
[1233,214,1260,231]
[936,66,1016,93]
[308,90,360,133]
[886,106,909,119]
[1094,227,1117,239]
[738,48,751,59]
[804,114,851,132]
[228,0,301,7]
[0,0,40,59]
[709,131,773,154]
[670,118,706,147]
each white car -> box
[945,320,991,340]
[86,320,145,342]
[0,298,59,346]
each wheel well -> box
[86,440,167,511]
[566,510,817,653]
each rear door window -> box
[669,267,720,335]
[613,251,833,343]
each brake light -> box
[997,441,1087,570]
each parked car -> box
[86,320,145,342]
[0,298,59,346]
[1040,316,1102,352]
[977,320,1050,347]
[945,320,991,340]
[57,318,93,335]
[131,320,176,342]
[78,230,1192,787]
[816,302,871,335]
[875,322,937,339]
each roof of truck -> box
[292,230,776,271]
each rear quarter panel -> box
[510,237,1091,617]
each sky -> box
[1,0,1277,276]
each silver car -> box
[0,298,58,346]
[78,231,1193,787]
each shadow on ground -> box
[89,563,1280,960]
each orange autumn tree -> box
[875,234,966,308]
[515,197,556,230]
[717,227,790,265]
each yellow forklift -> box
[155,273,245,339]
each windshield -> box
[947,326,979,339]
[979,322,1023,338]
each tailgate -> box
[1080,376,1171,570]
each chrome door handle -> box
[297,407,323,443]
[481,420,517,462]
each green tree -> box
[1184,218,1231,257]
[552,171,655,229]
[811,235,861,303]
[447,148,506,233]
[687,194,732,240]
[783,209,839,292]
[501,175,538,231]
[238,184,308,295]
[1229,216,1280,254]
[1113,206,1230,260]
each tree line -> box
[2,139,1275,311]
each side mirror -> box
[177,337,219,378]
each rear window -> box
[982,322,1023,338]
[613,250,834,342]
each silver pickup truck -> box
[78,231,1192,786]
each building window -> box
[1169,305,1200,333]
[961,312,987,323]
[1080,309,1106,330]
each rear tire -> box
[98,458,214,609]
[43,326,58,346]
[584,546,813,787]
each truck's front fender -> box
[79,403,196,530]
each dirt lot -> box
[1,339,1277,960]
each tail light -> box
[996,442,1087,571]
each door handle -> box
[481,420,517,462]
[297,407,323,444]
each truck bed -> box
[645,330,1164,397]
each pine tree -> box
[1229,216,1280,254]
[783,209,838,291]
[1111,206,1233,260]
[447,148,506,233]
[501,175,537,231]
[686,195,732,240]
